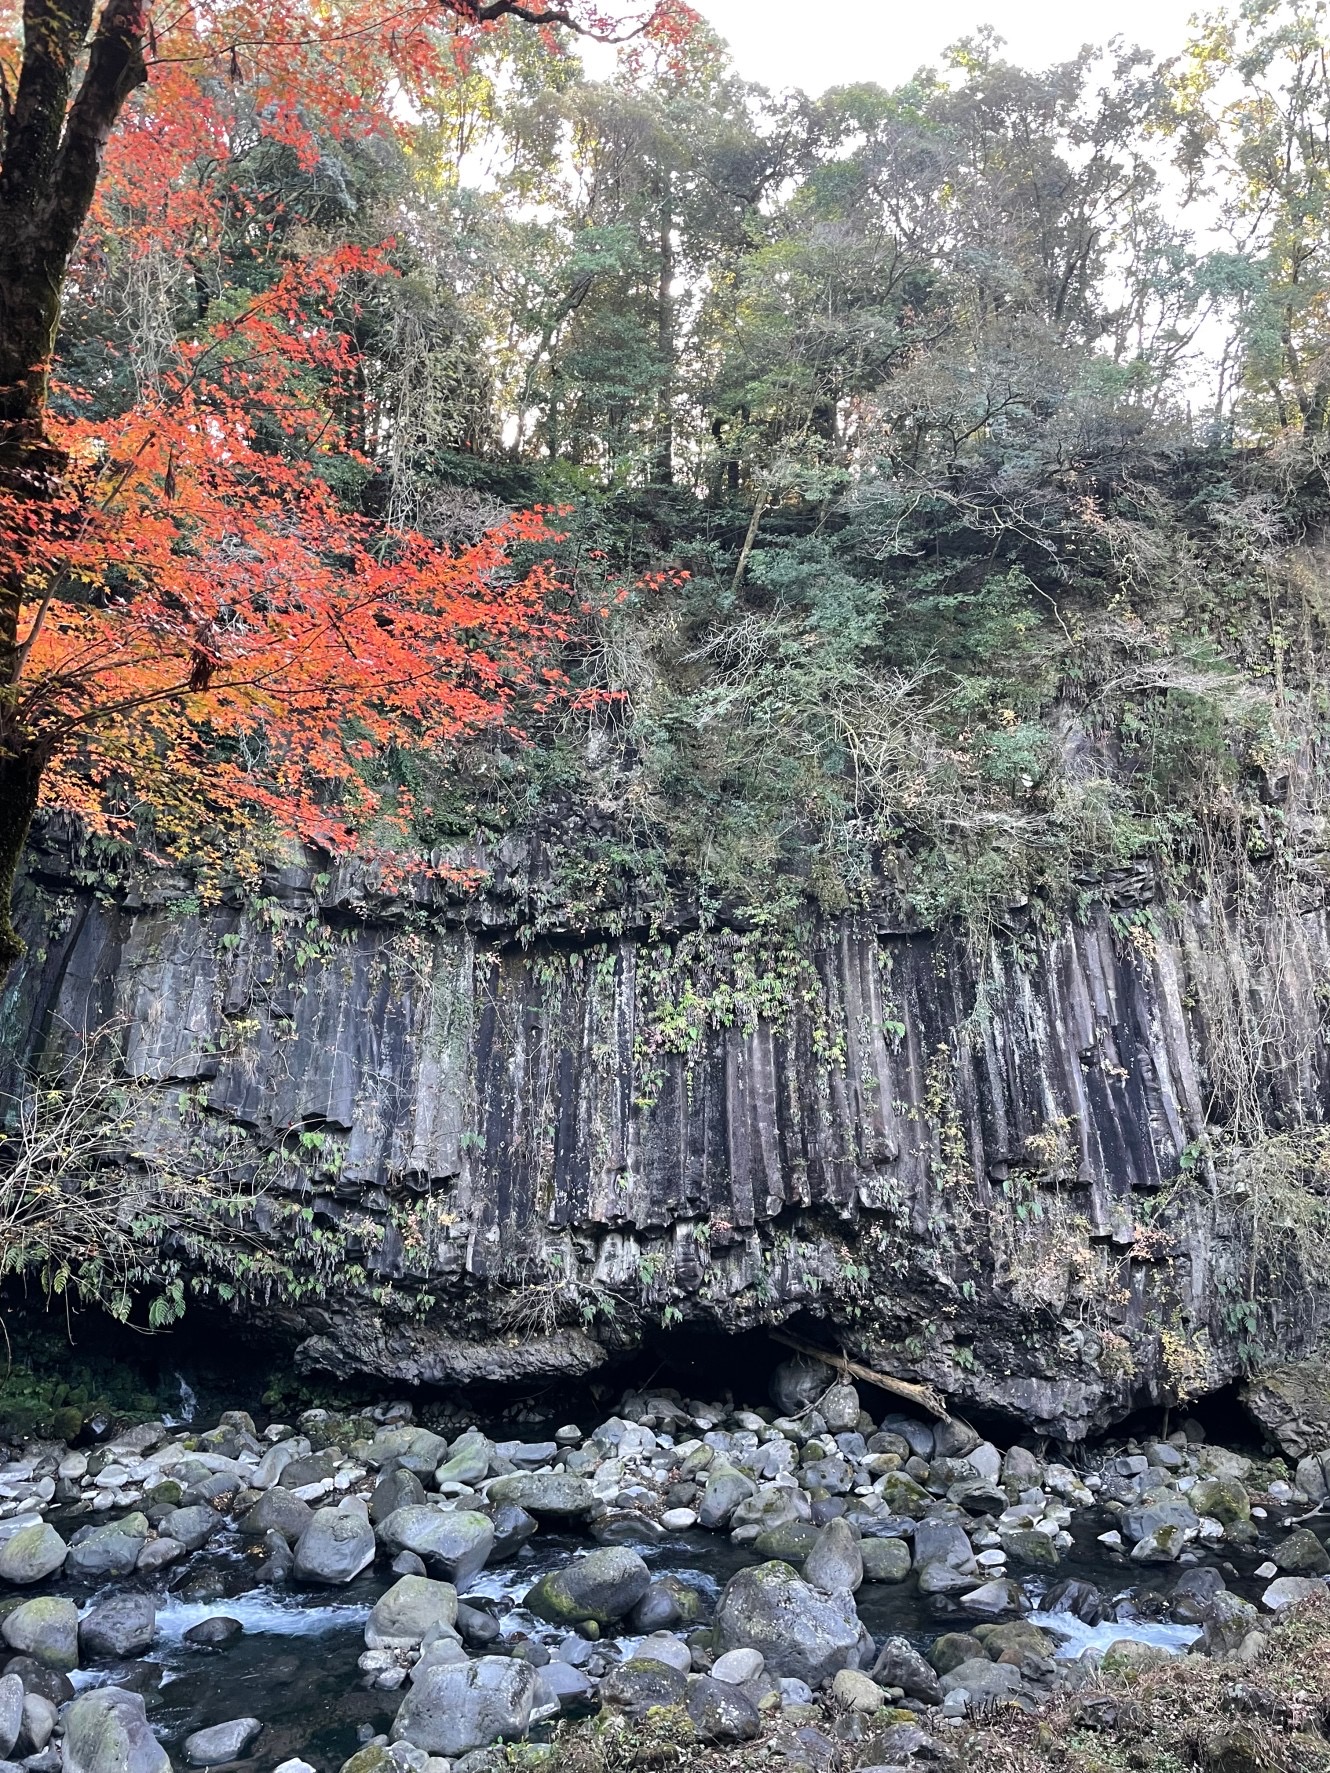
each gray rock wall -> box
[4,841,1329,1439]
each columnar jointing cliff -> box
[4,836,1330,1440]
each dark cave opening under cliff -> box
[0,1296,1284,1460]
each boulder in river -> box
[239,1490,314,1545]
[375,1507,494,1585]
[391,1655,536,1757]
[0,1522,65,1586]
[524,1547,651,1626]
[66,1515,149,1579]
[859,1537,911,1583]
[912,1519,978,1594]
[293,1507,377,1584]
[2,1598,79,1671]
[79,1597,156,1659]
[597,1658,688,1719]
[63,1688,170,1773]
[803,1518,862,1593]
[713,1560,861,1685]
[183,1720,262,1766]
[485,1473,593,1518]
[365,1576,458,1648]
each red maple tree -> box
[0,0,694,973]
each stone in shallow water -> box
[803,1519,863,1594]
[2,1598,78,1671]
[366,1576,458,1649]
[0,1522,66,1586]
[376,1509,494,1587]
[293,1507,377,1585]
[485,1473,593,1518]
[524,1547,650,1626]
[67,1515,150,1579]
[63,1687,170,1773]
[183,1719,262,1765]
[859,1538,911,1584]
[183,1618,244,1650]
[80,1597,156,1660]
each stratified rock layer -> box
[6,838,1329,1437]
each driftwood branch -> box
[770,1329,951,1421]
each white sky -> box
[692,0,1209,90]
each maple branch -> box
[441,0,658,43]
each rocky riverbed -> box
[0,1356,1326,1773]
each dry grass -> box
[530,1597,1330,1773]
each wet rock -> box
[80,1598,156,1660]
[912,1520,978,1594]
[2,1599,78,1671]
[698,1466,756,1531]
[367,1429,450,1475]
[486,1504,538,1563]
[293,1508,377,1584]
[627,1574,707,1634]
[960,1580,1027,1617]
[713,1562,861,1685]
[597,1658,687,1718]
[435,1432,492,1487]
[376,1509,494,1586]
[0,1674,22,1759]
[0,1525,65,1587]
[870,1637,942,1704]
[67,1515,150,1579]
[183,1619,244,1650]
[484,1474,592,1519]
[455,1603,501,1650]
[183,1719,262,1765]
[391,1657,536,1757]
[1042,1578,1106,1624]
[1273,1527,1330,1574]
[686,1674,761,1742]
[136,1538,185,1574]
[523,1548,650,1627]
[18,1691,57,1756]
[160,1508,222,1555]
[1190,1478,1251,1530]
[998,1527,1059,1569]
[803,1519,862,1594]
[63,1687,170,1773]
[859,1538,911,1583]
[371,1471,426,1526]
[532,1662,595,1714]
[239,1490,314,1544]
[366,1577,458,1649]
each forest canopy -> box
[6,0,1330,945]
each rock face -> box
[9,841,1330,1436]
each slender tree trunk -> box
[651,172,674,486]
[0,745,45,979]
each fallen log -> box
[770,1328,950,1420]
